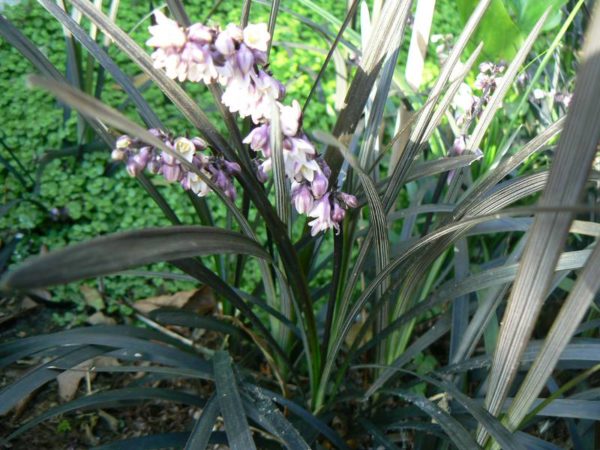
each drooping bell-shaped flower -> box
[243,23,270,53]
[292,182,314,214]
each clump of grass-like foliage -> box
[1,0,599,448]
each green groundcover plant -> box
[1,0,599,448]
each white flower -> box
[222,75,253,117]
[260,158,272,174]
[308,194,335,235]
[224,23,243,42]
[243,23,270,52]
[185,172,211,197]
[532,88,548,101]
[279,100,302,137]
[452,83,475,114]
[116,135,132,149]
[283,137,319,181]
[174,137,196,162]
[146,11,187,48]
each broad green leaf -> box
[506,0,568,32]
[457,0,524,60]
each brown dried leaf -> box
[80,285,105,310]
[56,356,118,402]
[56,359,94,401]
[134,286,215,315]
[86,311,116,326]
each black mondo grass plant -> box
[1,0,600,448]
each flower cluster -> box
[473,61,505,94]
[111,129,240,200]
[147,11,283,123]
[453,62,506,128]
[531,88,572,109]
[447,62,505,183]
[146,11,357,234]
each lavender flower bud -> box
[479,62,494,73]
[331,201,346,223]
[338,192,358,209]
[236,44,255,74]
[147,155,161,174]
[191,136,208,150]
[188,24,213,43]
[111,148,126,161]
[161,150,176,166]
[292,183,314,214]
[148,128,163,138]
[215,32,235,56]
[137,147,152,166]
[223,160,241,174]
[255,160,269,183]
[280,100,302,137]
[450,135,467,156]
[126,160,142,177]
[243,124,271,156]
[225,186,237,201]
[130,149,150,173]
[224,23,243,41]
[307,193,333,236]
[311,171,329,198]
[161,163,181,182]
[212,169,231,192]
